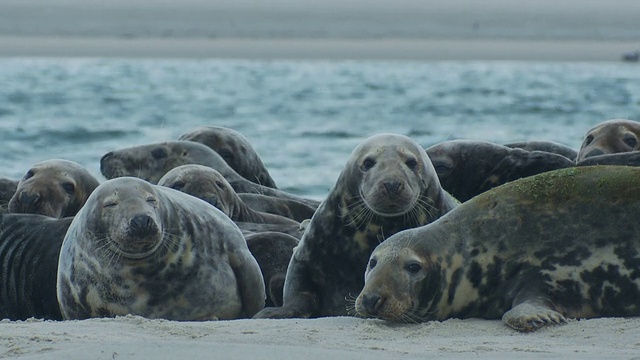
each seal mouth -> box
[110,237,163,260]
[360,188,419,217]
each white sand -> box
[2,316,640,359]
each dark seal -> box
[426,140,574,202]
[245,231,300,307]
[57,177,266,321]
[8,159,100,218]
[504,140,577,162]
[178,125,278,188]
[0,214,72,321]
[253,133,458,319]
[356,166,640,332]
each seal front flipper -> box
[502,298,567,332]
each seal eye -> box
[215,180,226,190]
[24,170,34,180]
[362,158,376,171]
[103,201,117,208]
[217,149,234,162]
[369,258,377,269]
[583,135,594,147]
[62,182,75,195]
[405,158,418,171]
[171,181,185,191]
[623,135,637,149]
[146,196,157,204]
[406,263,422,274]
[432,163,451,175]
[151,148,168,160]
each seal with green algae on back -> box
[355,165,640,332]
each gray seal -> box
[178,125,278,188]
[157,164,299,226]
[238,193,317,223]
[253,133,458,319]
[8,159,100,218]
[100,140,320,209]
[426,140,574,202]
[577,119,640,161]
[356,166,640,332]
[57,176,266,321]
[0,213,72,321]
[504,140,577,162]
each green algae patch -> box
[472,166,640,207]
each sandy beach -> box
[2,316,640,359]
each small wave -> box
[298,130,357,139]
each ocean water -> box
[1,58,639,200]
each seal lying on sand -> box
[57,177,266,321]
[253,133,458,319]
[100,141,320,209]
[426,140,574,202]
[158,164,299,226]
[356,166,640,332]
[8,159,100,218]
[178,125,278,188]
[577,119,640,161]
[0,214,72,321]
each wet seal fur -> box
[158,164,299,226]
[253,133,458,319]
[426,140,574,202]
[8,159,100,218]
[356,166,640,332]
[0,214,72,321]
[577,119,640,162]
[178,125,278,188]
[100,140,320,209]
[238,193,316,223]
[504,140,577,162]
[57,177,266,321]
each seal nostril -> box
[19,191,41,208]
[362,293,383,315]
[129,214,155,237]
[383,181,402,195]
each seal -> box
[355,166,640,332]
[504,140,578,162]
[56,176,266,321]
[100,140,321,209]
[0,213,72,321]
[426,140,574,202]
[157,164,299,226]
[178,125,278,188]
[238,193,317,223]
[577,119,640,162]
[245,231,300,307]
[8,159,100,218]
[253,133,458,319]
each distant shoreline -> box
[0,36,638,61]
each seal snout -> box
[361,292,385,316]
[15,190,41,210]
[128,214,158,238]
[383,181,402,196]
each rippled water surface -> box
[1,59,639,199]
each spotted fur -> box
[253,133,458,319]
[357,166,640,332]
[57,177,265,321]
